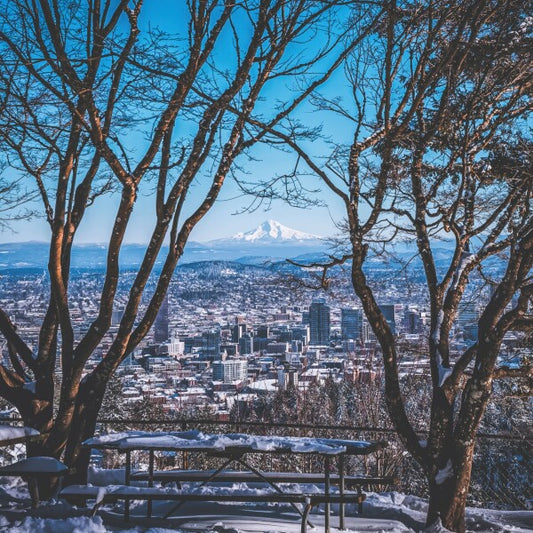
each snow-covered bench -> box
[59,483,366,533]
[0,456,69,507]
[129,469,395,514]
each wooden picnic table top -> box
[83,430,387,456]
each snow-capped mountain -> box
[226,220,320,243]
[0,221,326,269]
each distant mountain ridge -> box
[1,221,484,272]
[0,220,327,269]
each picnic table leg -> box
[147,450,154,518]
[28,477,39,509]
[235,457,314,529]
[339,455,345,530]
[163,455,237,519]
[301,499,313,533]
[125,450,131,522]
[324,456,331,533]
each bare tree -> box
[252,1,532,531]
[0,0,356,488]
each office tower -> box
[231,323,247,343]
[341,308,363,340]
[154,294,169,343]
[362,317,376,342]
[291,325,310,345]
[111,306,124,327]
[380,304,396,335]
[212,359,248,383]
[277,326,293,343]
[459,302,479,343]
[202,329,221,359]
[309,298,330,345]
[239,333,253,355]
[256,325,270,338]
[406,309,422,334]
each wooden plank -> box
[60,485,366,505]
[130,469,395,486]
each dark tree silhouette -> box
[0,0,355,488]
[251,1,532,530]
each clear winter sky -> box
[0,2,352,245]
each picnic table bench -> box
[60,484,367,533]
[0,425,69,507]
[130,469,395,514]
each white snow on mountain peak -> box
[231,220,320,242]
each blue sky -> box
[0,1,354,245]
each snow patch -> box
[0,457,67,474]
[451,253,476,291]
[6,515,107,533]
[435,352,452,387]
[0,425,39,441]
[423,517,453,532]
[88,467,125,485]
[435,460,453,485]
[431,311,444,344]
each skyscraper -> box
[459,302,479,343]
[212,359,248,383]
[238,333,253,355]
[380,304,396,335]
[309,298,330,345]
[341,308,363,340]
[154,294,169,343]
[202,329,221,359]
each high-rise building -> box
[380,304,396,335]
[154,295,169,343]
[309,298,330,345]
[459,302,479,343]
[212,359,248,383]
[256,325,270,338]
[341,308,363,340]
[111,306,124,327]
[238,333,253,355]
[291,325,310,345]
[202,329,221,359]
[406,308,422,334]
[231,323,247,343]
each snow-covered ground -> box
[0,475,531,533]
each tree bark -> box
[427,440,476,533]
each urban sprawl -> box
[0,261,523,419]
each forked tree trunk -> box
[19,372,108,493]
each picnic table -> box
[60,430,392,532]
[0,424,68,507]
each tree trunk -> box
[426,441,476,533]
[24,413,60,500]
[63,375,108,486]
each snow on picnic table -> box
[83,430,379,455]
[0,456,67,474]
[0,425,39,442]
